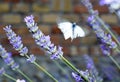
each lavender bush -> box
[0,0,120,82]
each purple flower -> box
[87,15,117,50]
[83,55,103,82]
[50,46,63,60]
[24,15,35,28]
[99,0,120,5]
[91,22,117,55]
[0,67,5,76]
[24,15,63,60]
[99,0,120,17]
[27,54,36,63]
[33,30,43,39]
[99,0,114,5]
[0,45,9,58]
[72,70,93,82]
[11,63,19,70]
[4,56,14,66]
[72,72,83,82]
[4,25,28,56]
[0,45,19,70]
[19,47,28,56]
[100,44,111,55]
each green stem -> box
[25,54,58,82]
[17,69,33,82]
[61,56,89,82]
[33,62,58,82]
[53,60,73,82]
[115,48,120,53]
[3,73,16,81]
[108,55,120,70]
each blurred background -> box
[0,0,120,82]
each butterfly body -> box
[57,21,85,40]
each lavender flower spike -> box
[4,25,28,56]
[87,15,117,49]
[27,54,36,63]
[99,0,120,19]
[0,44,19,70]
[72,72,83,82]
[0,67,5,76]
[24,15,63,60]
[84,55,103,82]
[72,70,93,82]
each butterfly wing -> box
[58,22,73,40]
[73,25,85,39]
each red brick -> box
[4,0,20,3]
[81,36,97,45]
[112,26,120,34]
[2,14,21,24]
[62,14,80,22]
[62,46,70,55]
[38,25,50,35]
[0,25,6,34]
[0,38,10,45]
[33,13,42,23]
[30,46,44,55]
[72,38,81,45]
[73,0,81,4]
[24,0,34,3]
[61,38,72,46]
[11,50,19,56]
[13,27,30,35]
[42,14,58,23]
[12,3,29,13]
[61,38,81,46]
[41,0,49,3]
[101,14,118,24]
[32,3,50,13]
[22,36,35,45]
[94,5,109,13]
[51,25,62,34]
[50,35,61,45]
[73,5,88,13]
[74,5,108,14]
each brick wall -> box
[0,0,119,56]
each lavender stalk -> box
[24,15,90,82]
[81,0,120,50]
[0,44,32,82]
[99,0,120,19]
[0,67,16,81]
[83,54,103,82]
[3,25,58,82]
[87,14,120,70]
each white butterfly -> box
[57,18,85,40]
